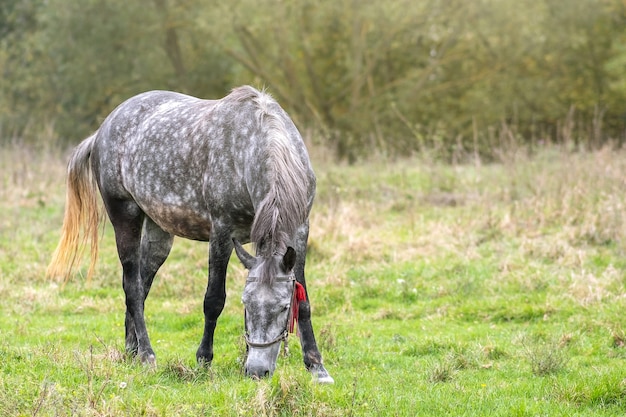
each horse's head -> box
[233,239,299,378]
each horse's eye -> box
[283,304,290,311]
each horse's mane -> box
[232,86,312,283]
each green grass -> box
[2,144,626,415]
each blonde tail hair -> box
[46,133,102,281]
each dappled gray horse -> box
[47,86,333,382]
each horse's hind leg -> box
[125,217,174,356]
[104,198,158,365]
[294,222,334,383]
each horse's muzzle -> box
[245,363,271,379]
[245,345,280,379]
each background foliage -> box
[1,0,625,160]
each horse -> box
[46,85,333,383]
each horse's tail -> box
[46,132,102,281]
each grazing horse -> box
[46,86,333,382]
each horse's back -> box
[90,87,313,243]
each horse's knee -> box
[298,300,312,321]
[203,291,226,319]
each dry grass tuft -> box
[522,336,570,376]
[566,265,623,306]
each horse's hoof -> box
[197,357,212,368]
[141,353,157,367]
[309,363,334,384]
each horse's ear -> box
[233,239,256,269]
[280,247,297,272]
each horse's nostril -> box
[246,364,271,379]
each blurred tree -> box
[0,0,233,144]
[205,0,470,160]
[0,0,44,138]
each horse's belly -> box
[141,200,212,241]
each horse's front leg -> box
[196,227,232,365]
[293,222,334,383]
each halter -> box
[243,274,301,352]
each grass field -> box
[2,143,626,416]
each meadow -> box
[2,142,626,416]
